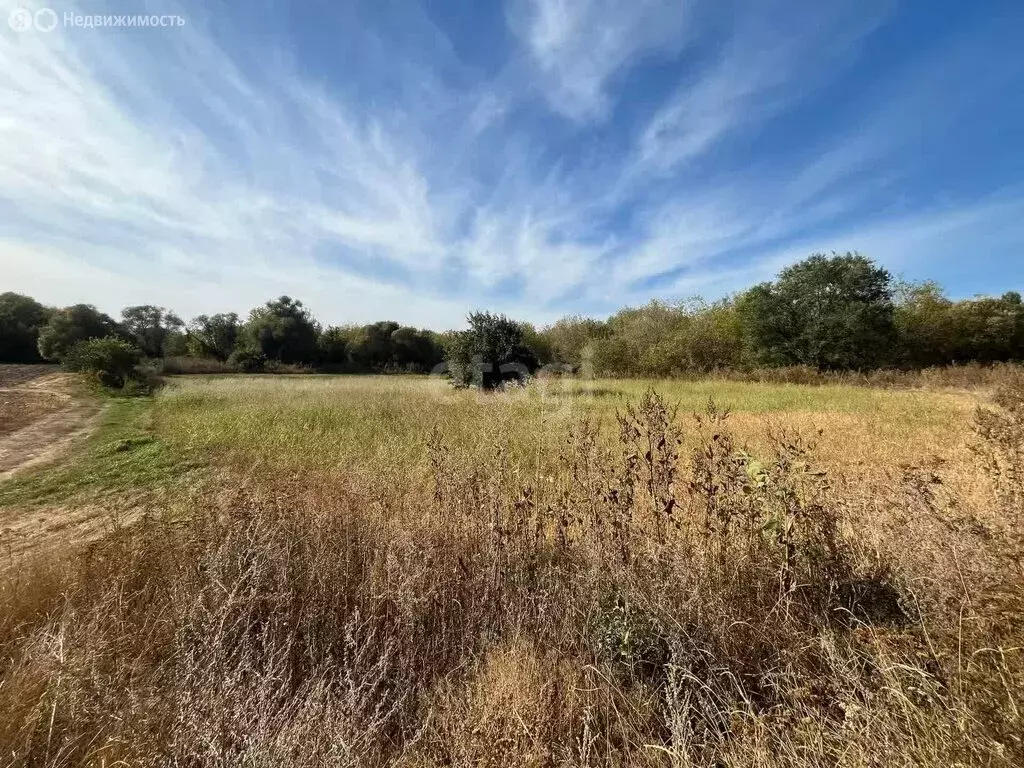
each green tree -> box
[120,305,184,358]
[445,312,539,389]
[591,301,690,376]
[241,296,320,364]
[950,292,1024,363]
[542,316,609,371]
[188,313,241,361]
[347,321,401,370]
[390,326,444,371]
[518,322,555,366]
[37,304,123,362]
[162,330,189,358]
[738,253,896,370]
[893,280,957,367]
[679,298,743,372]
[0,292,50,363]
[318,326,351,367]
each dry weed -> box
[0,382,1021,766]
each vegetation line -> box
[2,253,1023,384]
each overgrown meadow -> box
[0,371,1021,766]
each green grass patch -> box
[0,395,196,508]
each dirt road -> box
[0,368,108,563]
[0,367,102,480]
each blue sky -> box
[1,0,1022,329]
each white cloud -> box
[0,0,1019,329]
[508,0,691,121]
[631,1,889,179]
[0,0,466,324]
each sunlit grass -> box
[3,373,973,509]
[153,374,976,489]
[0,371,1017,766]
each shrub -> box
[228,347,266,373]
[62,337,143,390]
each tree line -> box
[2,253,1022,379]
[0,295,447,373]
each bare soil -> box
[0,371,102,480]
[0,371,108,564]
[0,363,59,388]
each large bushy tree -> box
[347,321,401,369]
[37,304,123,362]
[121,305,184,358]
[738,253,896,370]
[188,312,241,361]
[952,291,1024,363]
[241,296,320,364]
[390,326,444,371]
[445,312,539,389]
[0,292,50,362]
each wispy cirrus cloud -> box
[506,0,692,122]
[1,0,1021,328]
[631,1,890,178]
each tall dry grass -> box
[0,378,1022,766]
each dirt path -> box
[0,372,108,565]
[0,363,59,388]
[0,372,103,480]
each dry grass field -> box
[0,371,1021,766]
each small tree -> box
[445,312,539,389]
[318,326,351,367]
[518,322,554,366]
[62,337,142,389]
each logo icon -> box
[7,8,33,31]
[34,8,57,32]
